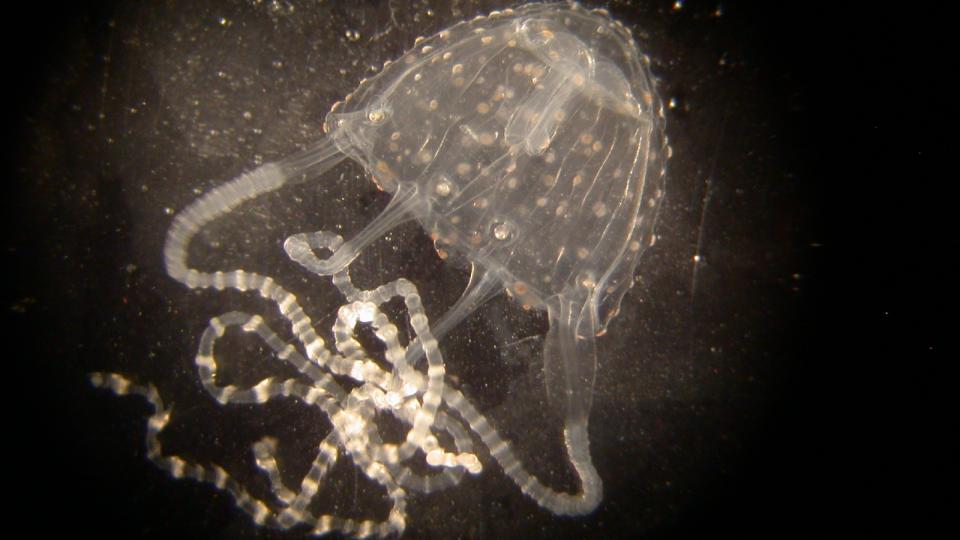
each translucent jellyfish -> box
[94,3,668,537]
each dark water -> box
[7,1,949,539]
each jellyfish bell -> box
[317,2,668,430]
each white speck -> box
[493,222,510,240]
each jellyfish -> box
[95,3,668,536]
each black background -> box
[5,1,950,538]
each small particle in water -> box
[345,29,361,42]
